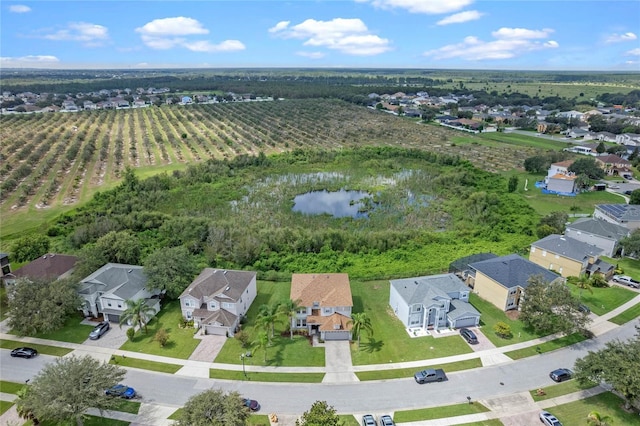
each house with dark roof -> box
[179,268,257,336]
[290,273,353,341]
[529,234,615,279]
[389,274,480,332]
[449,253,498,281]
[467,254,563,311]
[4,253,77,286]
[78,263,161,323]
[594,204,640,230]
[565,218,630,257]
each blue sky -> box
[1,0,639,70]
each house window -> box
[295,318,306,327]
[117,303,122,308]
[297,308,306,314]
[531,247,536,253]
[323,308,332,314]
[559,267,563,274]
[542,250,547,257]
[555,254,559,259]
[184,299,194,308]
[209,301,216,309]
[186,311,192,320]
[549,264,554,270]
[107,302,112,307]
[223,302,233,309]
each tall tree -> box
[256,303,280,343]
[568,157,605,180]
[119,298,156,333]
[253,331,270,363]
[567,274,594,299]
[11,234,50,263]
[144,246,198,299]
[278,298,303,340]
[7,277,82,336]
[176,388,249,426]
[507,175,518,193]
[296,400,341,426]
[619,228,640,257]
[348,312,373,350]
[21,355,125,426]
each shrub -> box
[155,329,169,347]
[126,327,135,341]
[494,321,512,338]
[235,330,250,348]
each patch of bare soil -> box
[506,310,520,320]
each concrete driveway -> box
[81,320,130,350]
[322,340,357,383]
[189,335,227,362]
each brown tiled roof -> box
[12,254,78,280]
[551,160,574,168]
[309,313,353,332]
[290,273,353,308]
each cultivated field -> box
[0,99,546,237]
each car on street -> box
[608,185,620,189]
[549,368,573,383]
[380,415,395,426]
[612,275,640,288]
[89,321,110,340]
[361,414,376,426]
[243,398,260,411]
[414,368,447,384]
[10,347,38,358]
[105,384,136,399]
[539,410,562,426]
[459,328,478,344]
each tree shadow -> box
[360,337,384,353]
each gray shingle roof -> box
[566,218,629,240]
[596,204,640,222]
[447,299,480,320]
[470,254,560,289]
[390,273,468,306]
[532,234,604,261]
[79,263,147,297]
[180,268,256,303]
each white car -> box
[539,411,562,426]
[612,275,640,288]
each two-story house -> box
[467,254,563,311]
[290,273,353,341]
[4,253,78,286]
[565,218,630,257]
[389,273,480,333]
[529,234,615,279]
[594,204,640,230]
[78,263,161,323]
[179,268,257,336]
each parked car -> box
[361,414,376,426]
[414,368,447,384]
[379,415,395,426]
[10,347,38,358]
[243,398,260,411]
[578,303,591,314]
[539,410,562,426]
[459,328,478,344]
[89,321,110,340]
[549,368,573,383]
[105,384,136,399]
[612,275,640,288]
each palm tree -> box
[256,303,280,343]
[119,298,156,334]
[278,299,302,340]
[587,410,612,426]
[253,331,269,364]
[573,273,594,299]
[347,312,373,350]
[16,386,39,425]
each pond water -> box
[292,190,373,218]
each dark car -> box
[361,414,376,426]
[578,303,591,314]
[539,410,562,426]
[105,384,136,399]
[459,328,478,344]
[10,347,38,358]
[243,398,260,411]
[89,321,110,340]
[549,368,573,383]
[380,415,395,426]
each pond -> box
[292,190,373,218]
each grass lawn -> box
[31,315,95,344]
[0,400,13,416]
[394,402,489,423]
[350,280,473,365]
[112,399,141,415]
[0,286,8,320]
[355,358,482,381]
[0,380,27,394]
[550,391,639,425]
[567,282,637,316]
[339,415,359,426]
[28,416,131,426]
[505,333,588,360]
[215,281,325,367]
[0,338,73,356]
[529,381,598,402]
[209,369,324,382]
[119,300,200,359]
[609,303,640,325]
[606,256,640,279]
[469,293,544,347]
[456,421,503,426]
[248,414,271,425]
[109,356,182,374]
[168,408,182,420]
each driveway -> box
[188,335,227,362]
[81,319,130,350]
[466,327,496,352]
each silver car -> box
[89,321,110,340]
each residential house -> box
[594,204,640,230]
[529,234,614,279]
[3,253,78,286]
[78,263,161,323]
[389,274,480,332]
[547,160,574,180]
[565,218,630,257]
[181,96,193,104]
[547,173,577,194]
[449,253,498,281]
[594,154,632,176]
[466,254,563,311]
[179,268,257,336]
[290,273,353,341]
[592,131,617,143]
[616,133,640,146]
[565,128,590,139]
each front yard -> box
[567,281,637,316]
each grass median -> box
[0,339,73,357]
[394,401,490,423]
[209,369,324,383]
[609,303,640,325]
[355,358,482,381]
[109,355,182,374]
[504,333,587,360]
[529,380,598,402]
[550,391,639,425]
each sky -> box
[1,0,639,71]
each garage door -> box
[323,331,351,340]
[106,313,120,323]
[205,325,227,336]
[454,317,477,328]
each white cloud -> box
[268,21,290,33]
[42,22,109,46]
[135,17,244,54]
[626,48,640,56]
[297,51,325,59]
[0,55,60,68]
[270,18,391,56]
[436,10,483,26]
[424,28,558,61]
[356,0,473,14]
[9,4,31,13]
[605,32,637,43]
